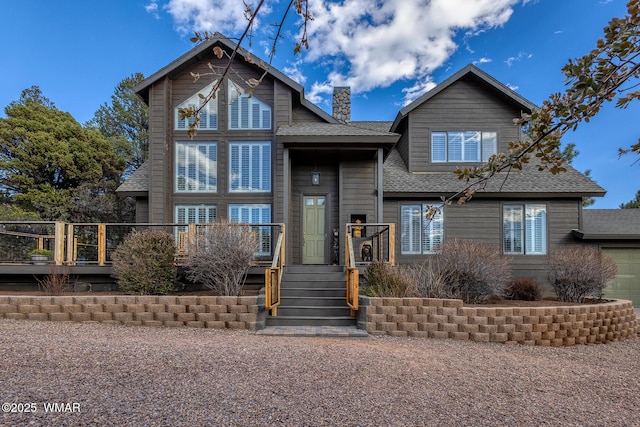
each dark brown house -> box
[118,34,611,288]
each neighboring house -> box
[118,33,627,292]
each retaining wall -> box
[0,295,267,330]
[358,297,638,346]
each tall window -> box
[503,204,547,255]
[229,141,271,192]
[432,131,497,162]
[229,204,271,257]
[228,80,272,130]
[175,82,218,130]
[175,205,218,233]
[175,142,217,192]
[401,204,443,254]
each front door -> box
[303,196,326,264]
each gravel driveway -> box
[0,319,638,427]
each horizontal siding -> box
[408,78,523,173]
[383,197,584,289]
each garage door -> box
[603,248,640,307]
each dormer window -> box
[432,131,497,163]
[175,82,219,130]
[228,80,272,130]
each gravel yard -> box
[0,320,638,427]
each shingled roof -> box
[276,121,399,146]
[383,149,606,197]
[573,209,640,239]
[116,162,149,195]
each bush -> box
[182,219,257,296]
[111,230,177,295]
[403,259,451,298]
[362,261,417,298]
[505,278,543,301]
[548,245,617,303]
[433,239,511,303]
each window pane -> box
[175,142,217,192]
[401,205,421,254]
[229,142,271,192]
[503,206,523,254]
[228,204,271,256]
[463,131,480,162]
[431,132,446,162]
[448,132,463,161]
[175,83,218,130]
[482,132,497,162]
[227,80,272,130]
[422,206,443,254]
[525,205,547,254]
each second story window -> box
[432,131,497,163]
[175,141,217,192]
[175,82,219,130]
[228,80,272,130]
[229,141,271,192]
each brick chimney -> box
[332,87,351,123]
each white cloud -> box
[400,78,437,106]
[505,51,533,67]
[163,0,270,35]
[303,0,519,102]
[158,0,524,105]
[145,1,160,19]
[473,57,493,65]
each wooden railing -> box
[0,222,285,270]
[265,224,285,315]
[345,223,397,315]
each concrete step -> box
[285,265,344,274]
[280,279,345,289]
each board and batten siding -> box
[403,78,525,173]
[148,79,170,223]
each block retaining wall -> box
[358,297,638,346]
[0,295,267,330]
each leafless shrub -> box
[37,265,71,295]
[548,245,617,303]
[433,239,511,303]
[505,278,543,301]
[111,230,177,295]
[404,259,451,298]
[182,219,258,296]
[362,261,417,298]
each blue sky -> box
[1,0,637,208]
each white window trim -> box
[175,141,217,193]
[227,80,272,130]
[503,204,547,255]
[229,141,271,193]
[175,82,219,131]
[432,131,497,163]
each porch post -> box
[283,147,290,262]
[377,147,384,222]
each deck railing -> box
[0,221,285,269]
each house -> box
[118,33,625,297]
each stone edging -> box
[0,295,267,330]
[357,296,638,346]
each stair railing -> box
[265,224,285,315]
[345,224,359,315]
